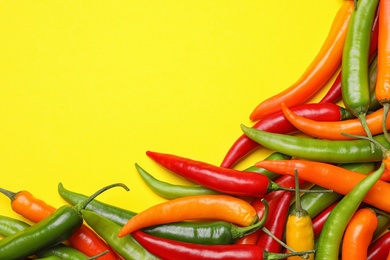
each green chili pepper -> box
[58,182,136,226]
[315,162,385,259]
[341,0,379,147]
[0,183,128,260]
[242,152,291,180]
[136,163,220,199]
[0,215,97,260]
[142,199,269,245]
[290,162,376,218]
[241,124,390,164]
[81,210,160,260]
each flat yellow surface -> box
[0,1,343,220]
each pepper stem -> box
[233,199,269,239]
[269,181,332,194]
[358,113,375,153]
[260,226,298,254]
[382,103,390,144]
[0,187,18,201]
[75,183,129,211]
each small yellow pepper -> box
[286,170,315,260]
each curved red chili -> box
[220,103,351,168]
[257,189,293,253]
[147,151,274,197]
[132,230,313,260]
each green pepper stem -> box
[75,183,129,211]
[0,187,17,201]
[358,113,375,153]
[382,103,390,144]
[261,226,298,254]
[233,199,269,239]
[269,181,332,194]
[340,131,389,158]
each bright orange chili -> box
[255,160,390,212]
[341,208,378,260]
[280,103,390,140]
[249,1,354,121]
[118,194,258,237]
[375,0,390,142]
[0,187,117,260]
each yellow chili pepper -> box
[285,170,315,260]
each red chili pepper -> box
[319,9,379,104]
[221,103,351,168]
[131,230,312,260]
[146,151,278,197]
[312,201,339,238]
[0,187,117,260]
[256,190,293,253]
[368,231,390,260]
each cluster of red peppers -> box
[1,0,390,259]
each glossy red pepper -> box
[132,230,312,260]
[221,103,351,168]
[146,151,284,197]
[368,231,390,260]
[312,201,339,237]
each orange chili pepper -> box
[341,208,378,260]
[118,194,258,237]
[0,187,117,260]
[255,160,390,212]
[375,0,390,143]
[249,1,353,121]
[280,103,390,140]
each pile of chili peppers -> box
[2,0,390,259]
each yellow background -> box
[0,1,343,220]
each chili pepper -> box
[281,103,390,140]
[285,170,314,260]
[255,160,390,212]
[319,9,379,104]
[118,194,259,237]
[368,231,390,260]
[81,210,159,260]
[0,215,101,260]
[132,230,314,260]
[257,190,293,253]
[222,103,350,168]
[341,0,379,148]
[146,151,325,198]
[241,124,390,164]
[290,162,375,218]
[135,163,220,199]
[375,0,390,143]
[249,1,353,121]
[0,187,118,260]
[0,183,127,260]
[58,182,137,226]
[341,208,378,260]
[143,200,269,245]
[314,163,384,259]
[312,201,338,238]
